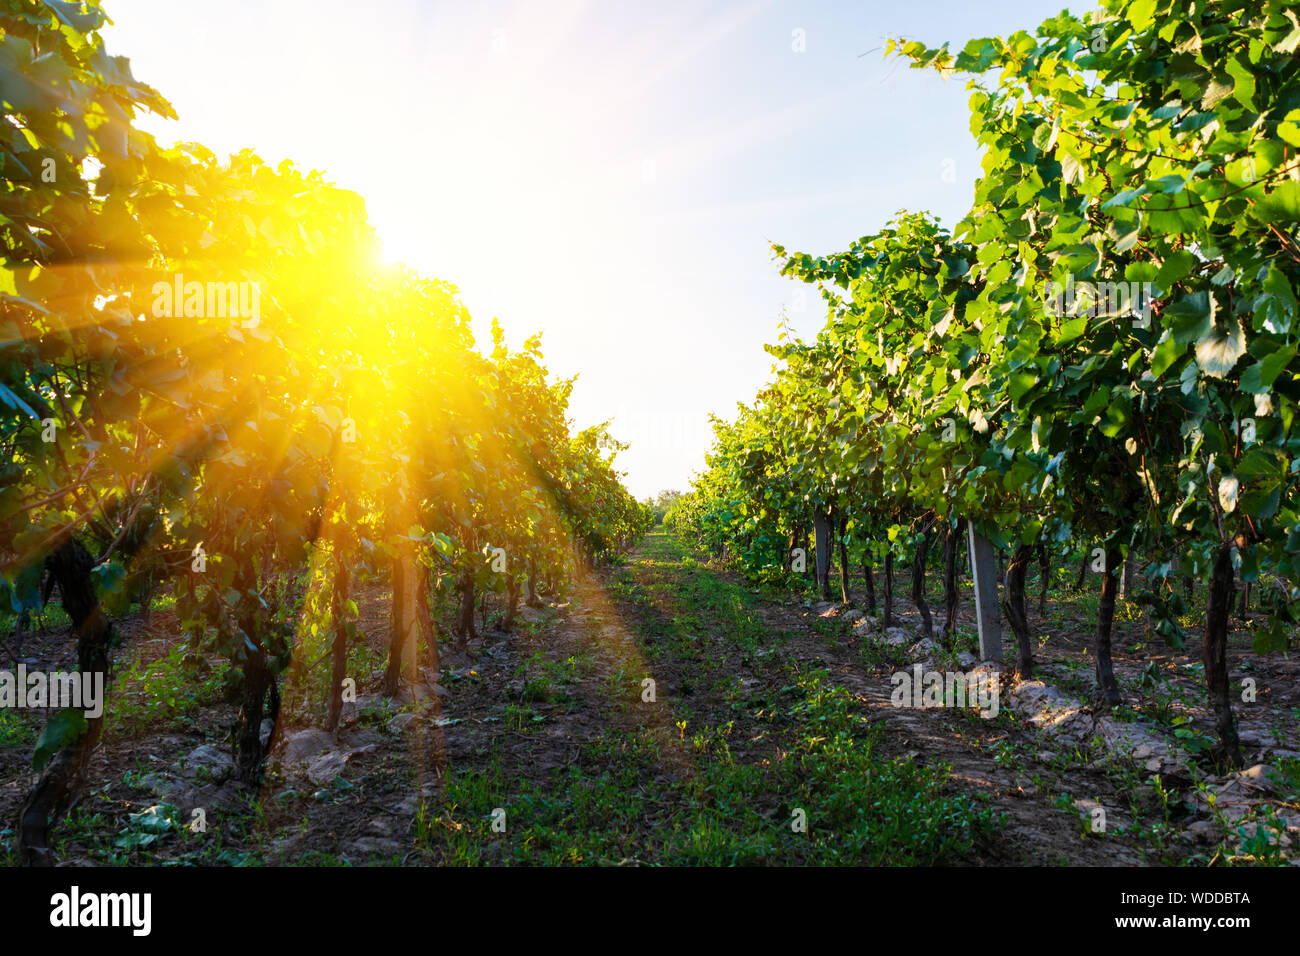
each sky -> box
[103,0,1078,500]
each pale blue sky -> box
[104,0,1077,498]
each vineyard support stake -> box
[966,523,1002,662]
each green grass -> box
[106,641,232,733]
[411,533,1004,865]
[47,786,266,866]
[0,602,73,637]
[2,589,178,640]
[513,650,592,705]
[0,707,35,747]
[411,668,1001,865]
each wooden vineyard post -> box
[1119,557,1135,600]
[813,510,832,601]
[400,549,419,682]
[967,522,1003,662]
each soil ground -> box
[1,532,1297,866]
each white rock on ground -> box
[1005,679,1190,774]
[349,837,402,859]
[1096,719,1189,775]
[273,727,376,786]
[139,774,238,815]
[848,598,1237,786]
[882,627,912,646]
[1008,681,1090,739]
[388,712,427,735]
[908,637,941,662]
[280,728,336,764]
[1232,763,1279,793]
[304,746,376,787]
[1191,764,1281,825]
[396,681,441,706]
[1185,818,1218,843]
[853,615,880,634]
[141,745,240,813]
[1071,796,1117,822]
[182,744,234,783]
[391,794,420,815]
